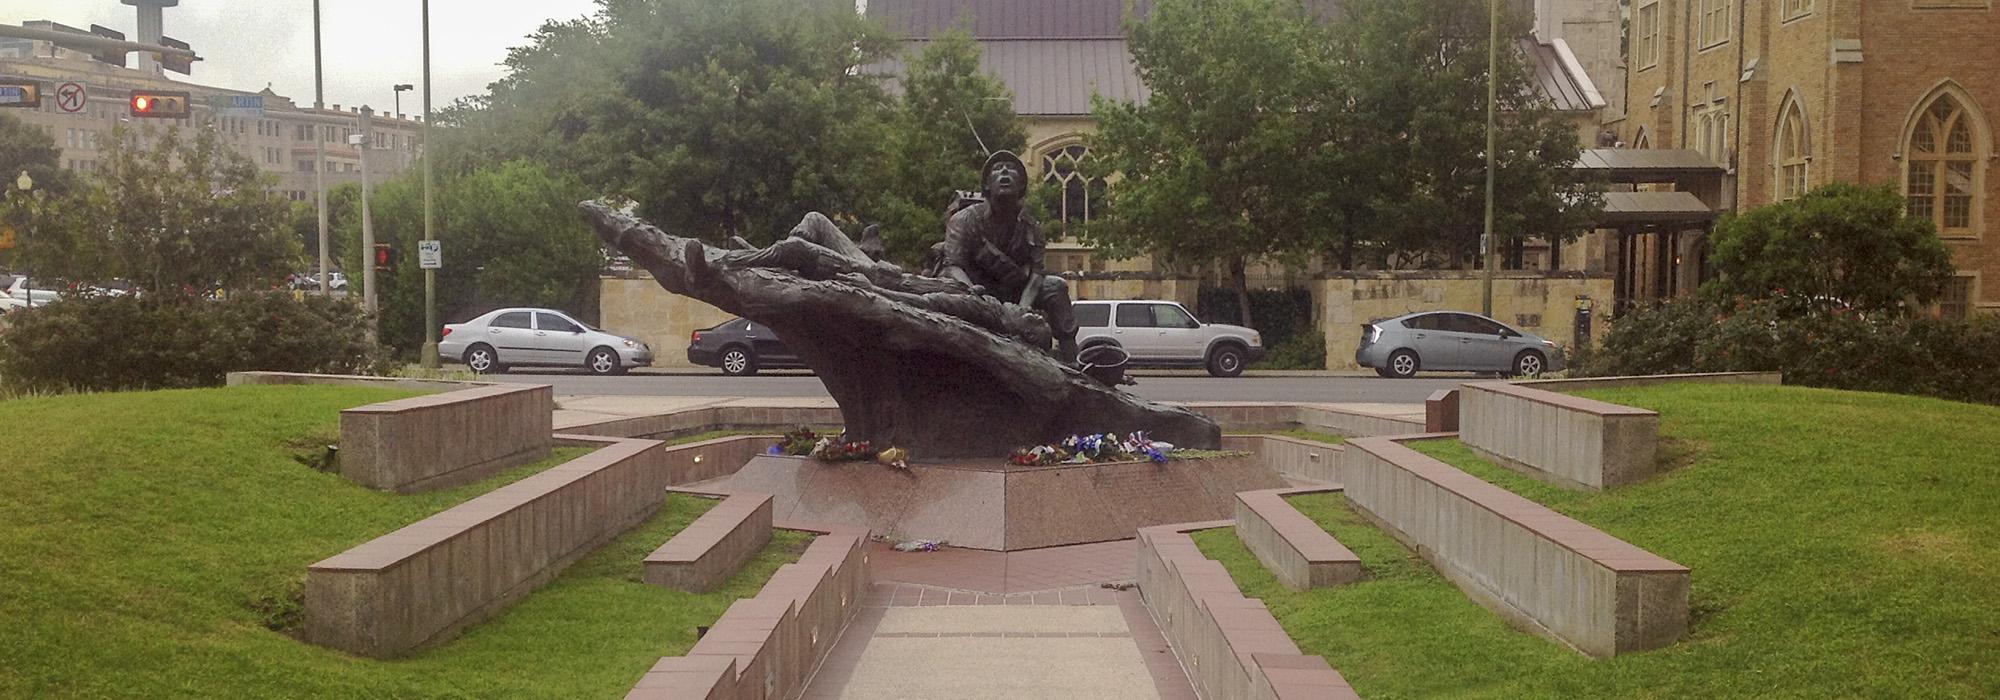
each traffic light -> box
[0,81,41,109]
[373,243,395,273]
[129,90,190,119]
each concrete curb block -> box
[1233,487,1365,591]
[645,492,775,593]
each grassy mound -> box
[0,386,805,698]
[1197,383,1999,698]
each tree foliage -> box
[1085,0,1343,326]
[0,112,71,199]
[450,0,897,243]
[1334,0,1600,268]
[1706,182,1955,312]
[12,126,297,294]
[867,29,1027,266]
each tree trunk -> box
[1230,256,1254,331]
[582,201,1220,459]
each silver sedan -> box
[1355,311,1565,378]
[439,308,653,375]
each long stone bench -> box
[1233,487,1364,591]
[1223,435,1344,484]
[1458,380,1659,489]
[626,524,871,700]
[303,434,771,658]
[338,383,555,492]
[1343,435,1689,658]
[1137,522,1361,700]
[645,490,774,593]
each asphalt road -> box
[488,370,1471,404]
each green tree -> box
[1333,0,1601,268]
[0,112,70,197]
[1086,0,1342,327]
[15,125,297,294]
[1706,182,1954,312]
[867,29,1028,266]
[336,161,603,352]
[450,0,897,243]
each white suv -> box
[1074,300,1263,377]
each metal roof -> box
[1519,37,1603,112]
[1575,148,1726,172]
[866,0,1345,39]
[1596,191,1718,225]
[865,39,1148,116]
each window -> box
[1151,304,1199,329]
[1783,0,1814,19]
[1074,303,1111,328]
[1692,107,1729,165]
[1634,1,1661,68]
[1699,0,1732,47]
[1114,303,1152,328]
[536,313,582,333]
[1403,314,1445,331]
[1904,90,1987,235]
[297,160,315,173]
[1777,98,1810,199]
[1941,277,1974,320]
[1452,315,1509,336]
[1634,128,1652,149]
[1040,143,1107,226]
[492,312,533,329]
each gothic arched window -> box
[1904,90,1987,235]
[1041,143,1106,225]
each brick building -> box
[1618,0,1998,318]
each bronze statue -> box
[938,151,1080,363]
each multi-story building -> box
[1618,0,1998,318]
[2,22,423,204]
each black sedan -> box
[686,317,805,376]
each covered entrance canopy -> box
[1572,149,1727,311]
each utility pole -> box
[1481,0,1500,317]
[419,0,439,368]
[312,0,330,295]
[357,106,378,340]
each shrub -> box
[0,292,390,393]
[1581,296,2000,406]
[1259,331,1326,370]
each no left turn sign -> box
[55,82,86,114]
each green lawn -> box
[0,386,806,698]
[1196,383,1999,699]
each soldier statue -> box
[937,151,1079,363]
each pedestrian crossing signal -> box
[374,243,395,273]
[129,90,191,119]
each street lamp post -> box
[1481,0,1500,318]
[10,171,30,309]
[419,0,439,368]
[353,108,378,343]
[312,0,330,296]
[392,83,413,119]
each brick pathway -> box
[802,540,1195,699]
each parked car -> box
[1355,310,1565,378]
[1073,300,1264,377]
[4,275,62,306]
[285,272,347,291]
[687,317,805,376]
[438,308,653,375]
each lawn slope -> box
[1197,383,1999,699]
[0,386,803,698]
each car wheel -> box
[1387,349,1420,379]
[1374,366,1396,379]
[465,344,500,374]
[1512,350,1546,378]
[587,346,623,376]
[720,346,758,376]
[1206,344,1247,378]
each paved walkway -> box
[803,541,1194,700]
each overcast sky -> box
[4,0,604,115]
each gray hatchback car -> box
[1355,311,1564,378]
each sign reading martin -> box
[212,94,263,116]
[418,240,442,269]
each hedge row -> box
[1579,296,2000,406]
[0,292,390,393]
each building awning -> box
[1575,149,1727,184]
[1596,191,1718,225]
[1519,37,1604,112]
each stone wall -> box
[644,491,775,593]
[1232,487,1364,591]
[1458,381,1660,491]
[338,384,553,493]
[1342,435,1689,657]
[600,276,738,369]
[303,434,771,658]
[1317,272,1614,370]
[1223,435,1344,484]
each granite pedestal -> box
[698,454,1285,551]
